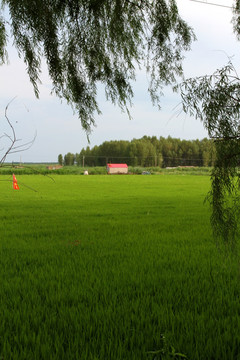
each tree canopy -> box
[0,0,194,133]
[63,136,216,168]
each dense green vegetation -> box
[60,136,216,168]
[0,164,212,176]
[1,174,240,359]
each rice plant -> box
[0,175,239,359]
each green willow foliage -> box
[180,61,240,246]
[0,0,194,133]
[179,1,240,245]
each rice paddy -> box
[1,174,240,359]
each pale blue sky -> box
[0,0,238,162]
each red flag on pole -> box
[13,174,19,190]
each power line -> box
[189,0,233,9]
[80,154,205,162]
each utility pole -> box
[82,155,85,168]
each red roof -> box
[107,163,128,168]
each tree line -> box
[58,136,216,168]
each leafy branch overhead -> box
[178,0,240,245]
[180,62,240,245]
[0,0,194,133]
[180,62,240,140]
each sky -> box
[0,0,239,163]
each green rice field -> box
[1,174,240,360]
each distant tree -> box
[74,136,216,168]
[75,153,81,167]
[128,142,138,167]
[84,146,94,166]
[64,152,75,166]
[58,154,63,166]
[157,153,163,168]
[200,138,216,167]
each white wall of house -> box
[108,167,128,174]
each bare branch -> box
[0,98,36,166]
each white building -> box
[107,163,128,174]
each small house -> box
[107,163,128,174]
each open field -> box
[1,174,240,359]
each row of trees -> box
[58,136,216,168]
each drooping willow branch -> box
[179,60,240,246]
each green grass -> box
[1,175,240,359]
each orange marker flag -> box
[13,173,19,190]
